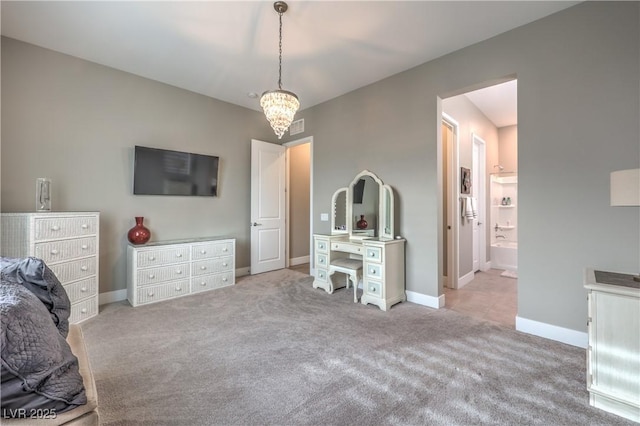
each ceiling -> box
[1,1,576,125]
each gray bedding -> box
[1,258,86,417]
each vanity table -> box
[313,170,406,311]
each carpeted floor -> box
[82,269,633,425]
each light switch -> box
[320,213,329,221]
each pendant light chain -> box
[278,9,283,90]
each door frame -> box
[442,113,460,289]
[283,136,314,270]
[472,133,488,272]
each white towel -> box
[470,197,478,219]
[463,197,478,220]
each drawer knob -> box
[81,287,87,292]
[51,225,60,231]
[176,253,183,258]
[200,250,207,254]
[370,269,376,274]
[81,266,88,271]
[223,277,228,282]
[371,287,376,292]
[148,274,155,279]
[148,292,154,297]
[201,266,207,270]
[81,308,88,313]
[176,270,182,274]
[223,248,228,252]
[81,245,88,250]
[81,224,89,229]
[201,282,207,286]
[222,262,228,267]
[149,256,156,261]
[319,259,324,264]
[50,249,59,255]
[175,287,182,291]
[357,248,361,252]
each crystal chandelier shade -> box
[261,1,299,139]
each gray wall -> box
[498,125,518,174]
[283,2,639,332]
[1,37,275,294]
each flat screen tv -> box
[133,146,219,196]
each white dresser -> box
[313,234,406,311]
[127,237,235,307]
[1,212,100,323]
[584,268,640,423]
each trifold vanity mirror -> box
[331,170,395,240]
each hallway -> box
[444,269,517,328]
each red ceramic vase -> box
[128,216,151,245]
[356,215,368,230]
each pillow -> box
[0,257,71,337]
[0,280,86,417]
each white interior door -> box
[472,134,487,272]
[251,139,286,274]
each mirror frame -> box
[330,187,348,235]
[344,170,395,239]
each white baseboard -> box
[406,290,445,309]
[516,316,588,348]
[482,261,492,271]
[289,255,310,266]
[99,289,127,305]
[458,270,474,289]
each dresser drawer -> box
[136,280,190,305]
[364,246,382,263]
[316,253,328,269]
[191,272,233,293]
[34,216,97,241]
[63,276,98,303]
[69,296,98,323]
[365,263,383,280]
[136,246,190,268]
[50,257,96,284]
[365,280,382,297]
[137,262,189,286]
[192,256,233,277]
[315,238,329,254]
[331,242,363,255]
[191,241,234,260]
[35,237,97,264]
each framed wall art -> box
[461,167,471,194]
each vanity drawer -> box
[136,247,190,267]
[136,280,190,305]
[364,246,382,263]
[365,280,382,297]
[315,238,329,254]
[50,257,96,284]
[69,296,98,324]
[316,253,328,269]
[63,276,98,303]
[366,263,383,280]
[331,242,363,255]
[191,272,233,293]
[137,263,189,286]
[191,241,234,260]
[35,237,97,264]
[315,268,329,283]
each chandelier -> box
[260,1,300,139]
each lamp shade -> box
[610,168,640,206]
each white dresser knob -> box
[370,269,376,274]
[81,224,89,229]
[371,287,376,292]
[200,266,207,270]
[223,262,228,267]
[148,274,155,279]
[175,287,182,291]
[223,248,228,252]
[149,256,156,261]
[176,253,183,258]
[81,245,88,250]
[200,250,207,254]
[148,292,154,297]
[357,248,361,252]
[81,287,87,292]
[81,266,88,271]
[222,277,227,282]
[176,270,182,274]
[81,308,88,313]
[200,282,206,286]
[51,225,60,231]
[50,249,59,255]
[319,259,324,264]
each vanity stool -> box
[328,258,363,302]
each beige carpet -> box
[81,269,633,425]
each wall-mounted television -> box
[133,146,219,196]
